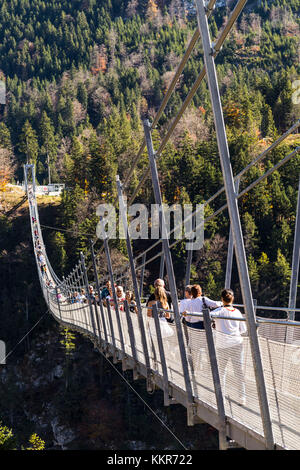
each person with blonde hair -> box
[147,285,171,320]
[147,278,173,321]
[125,290,137,313]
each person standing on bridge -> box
[212,289,247,406]
[147,286,171,320]
[125,290,138,314]
[101,280,111,300]
[179,285,192,320]
[182,284,222,330]
[115,285,126,311]
[147,279,173,322]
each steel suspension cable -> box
[128,0,248,206]
[89,0,247,278]
[122,0,216,192]
[98,350,188,450]
[3,310,49,362]
[91,1,217,260]
[115,146,300,276]
[129,120,300,266]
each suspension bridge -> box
[23,0,300,450]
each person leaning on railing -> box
[147,279,173,322]
[125,290,138,314]
[212,288,247,406]
[182,284,222,329]
[101,280,111,300]
[147,286,171,320]
[179,285,193,320]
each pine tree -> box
[248,254,260,289]
[77,82,88,109]
[88,132,117,199]
[0,122,12,149]
[18,120,39,165]
[261,103,277,138]
[273,249,291,301]
[0,422,16,450]
[26,434,45,451]
[40,111,57,184]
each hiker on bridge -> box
[213,288,247,405]
[182,284,222,330]
[125,290,138,314]
[147,285,171,320]
[179,285,193,318]
[101,280,111,300]
[147,279,173,322]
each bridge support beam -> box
[90,240,109,345]
[152,303,170,406]
[144,119,194,407]
[202,308,227,450]
[288,177,300,323]
[195,0,274,449]
[116,176,153,393]
[80,252,97,338]
[225,177,240,289]
[55,286,62,320]
[159,251,164,280]
[139,253,146,299]
[99,219,126,358]
[124,300,138,364]
[185,213,194,289]
[106,300,116,351]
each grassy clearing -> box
[0,186,61,215]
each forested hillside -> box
[0,0,299,449]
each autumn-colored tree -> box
[146,0,159,21]
[0,422,16,450]
[26,434,45,451]
[0,148,15,192]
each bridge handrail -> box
[143,305,300,328]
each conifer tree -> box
[261,103,277,138]
[0,122,12,149]
[18,120,39,165]
[40,111,57,184]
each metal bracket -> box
[187,403,199,427]
[168,397,178,405]
[146,371,155,394]
[227,439,243,449]
[112,351,118,364]
[133,367,140,381]
[122,357,129,371]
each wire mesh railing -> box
[23,0,300,451]
[25,174,300,449]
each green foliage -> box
[0,422,17,450]
[60,328,76,357]
[40,111,58,183]
[25,433,45,451]
[0,0,299,310]
[18,120,39,165]
[0,422,45,450]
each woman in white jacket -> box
[182,284,222,329]
[213,289,247,406]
